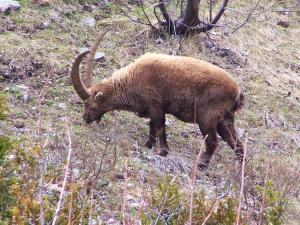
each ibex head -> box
[71,29,111,124]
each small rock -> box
[94,52,105,61]
[277,20,289,28]
[155,37,164,44]
[7,154,14,160]
[181,131,189,139]
[106,218,118,224]
[165,118,171,126]
[79,47,89,53]
[82,16,96,27]
[113,173,125,180]
[32,0,52,6]
[14,120,25,129]
[58,102,67,110]
[23,92,30,103]
[237,128,245,138]
[79,48,105,61]
[0,0,20,13]
[35,21,50,30]
[82,3,94,12]
[46,183,63,193]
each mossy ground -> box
[0,0,299,224]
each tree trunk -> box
[157,0,229,35]
[176,0,201,33]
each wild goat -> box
[71,29,245,169]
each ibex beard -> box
[71,29,245,170]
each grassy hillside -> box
[0,0,299,224]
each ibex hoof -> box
[144,139,155,149]
[198,162,208,170]
[158,148,168,157]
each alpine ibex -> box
[71,29,245,169]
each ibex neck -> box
[109,69,142,113]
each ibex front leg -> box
[144,120,156,149]
[150,111,169,156]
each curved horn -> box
[71,51,91,100]
[85,28,110,88]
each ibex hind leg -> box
[198,126,219,170]
[217,112,244,163]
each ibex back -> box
[71,29,245,169]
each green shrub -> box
[141,175,244,225]
[0,93,7,120]
[257,180,288,225]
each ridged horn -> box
[71,51,91,100]
[84,28,110,88]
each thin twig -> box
[157,0,175,34]
[122,159,129,225]
[88,188,95,225]
[189,135,208,225]
[209,0,213,22]
[139,0,159,31]
[154,175,178,225]
[235,133,248,225]
[153,3,164,24]
[258,131,274,225]
[232,0,263,34]
[37,73,50,225]
[67,185,74,225]
[226,0,280,16]
[201,199,218,225]
[51,117,73,225]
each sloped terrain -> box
[0,0,299,224]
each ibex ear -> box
[95,91,104,101]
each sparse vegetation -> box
[0,0,299,224]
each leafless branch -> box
[67,186,74,225]
[153,3,164,24]
[122,159,129,225]
[189,135,208,225]
[51,117,73,225]
[201,199,218,225]
[117,5,151,26]
[154,175,178,225]
[274,9,300,12]
[157,0,175,34]
[116,2,158,31]
[208,0,213,22]
[232,0,263,34]
[197,0,229,32]
[235,133,248,225]
[258,131,274,225]
[138,0,159,31]
[227,0,280,16]
[37,72,51,225]
[88,188,95,225]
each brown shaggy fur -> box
[71,33,245,170]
